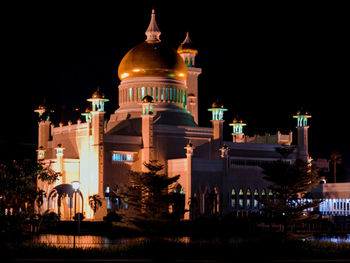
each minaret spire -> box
[182,32,192,45]
[145,8,161,42]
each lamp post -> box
[72,181,80,249]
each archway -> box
[48,184,84,220]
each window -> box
[246,189,251,209]
[239,189,244,209]
[232,188,236,209]
[141,87,145,99]
[254,189,259,209]
[129,88,132,101]
[112,152,133,162]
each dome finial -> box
[145,8,161,42]
[183,32,192,45]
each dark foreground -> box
[4,238,350,263]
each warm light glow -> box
[179,73,185,77]
[121,73,129,79]
[71,181,80,191]
[132,69,141,72]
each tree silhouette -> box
[117,161,181,232]
[0,159,60,233]
[89,194,103,214]
[260,153,323,240]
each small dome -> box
[211,101,224,109]
[38,104,46,110]
[142,95,154,103]
[92,89,104,99]
[177,32,198,55]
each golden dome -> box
[118,41,188,81]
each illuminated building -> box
[34,9,340,220]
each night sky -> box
[2,2,349,176]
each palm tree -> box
[36,190,46,214]
[330,151,342,183]
[88,194,103,214]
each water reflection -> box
[310,234,350,243]
[32,234,350,249]
[32,234,149,249]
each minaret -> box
[293,110,311,162]
[87,88,109,194]
[229,118,247,143]
[208,101,227,146]
[178,32,202,124]
[55,144,65,184]
[34,104,51,153]
[184,143,194,220]
[141,95,155,172]
[145,8,161,42]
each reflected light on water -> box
[32,234,148,249]
[32,234,350,249]
[310,234,350,244]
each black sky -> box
[1,2,349,174]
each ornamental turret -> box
[141,96,155,171]
[87,88,108,194]
[178,32,201,124]
[34,102,52,154]
[293,110,311,162]
[208,101,227,145]
[230,118,247,143]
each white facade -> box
[35,10,340,221]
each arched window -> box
[239,189,244,209]
[246,189,251,209]
[254,189,259,209]
[231,188,236,210]
[141,87,145,99]
[260,189,266,209]
[213,187,219,215]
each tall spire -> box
[145,9,161,42]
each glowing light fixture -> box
[132,69,141,72]
[71,181,80,191]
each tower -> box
[208,101,227,146]
[229,118,247,143]
[141,95,155,171]
[55,144,65,184]
[178,32,202,125]
[87,89,109,194]
[34,104,51,152]
[293,110,311,162]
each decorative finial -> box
[145,8,161,42]
[182,32,192,45]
